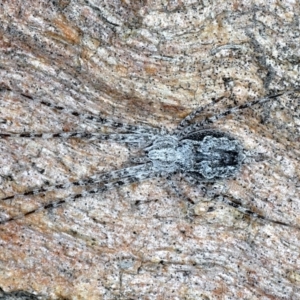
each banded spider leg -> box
[3,90,160,135]
[0,92,163,223]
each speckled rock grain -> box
[0,1,299,299]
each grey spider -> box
[0,90,295,227]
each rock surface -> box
[0,1,299,299]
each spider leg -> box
[181,173,297,228]
[0,131,158,147]
[0,163,159,225]
[165,174,189,200]
[176,91,293,137]
[165,174,197,221]
[2,91,158,134]
[181,174,209,194]
[175,101,217,133]
[214,195,297,228]
[0,163,152,202]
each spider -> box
[0,90,296,227]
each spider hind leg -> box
[215,195,297,228]
[175,92,291,137]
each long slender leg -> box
[166,175,186,198]
[175,101,218,132]
[167,173,214,222]
[182,173,207,189]
[214,195,297,228]
[0,164,158,225]
[0,163,153,202]
[176,91,293,137]
[0,131,157,147]
[182,174,297,228]
[166,174,197,221]
[1,91,158,134]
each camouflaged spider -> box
[0,91,294,226]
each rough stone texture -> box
[0,1,299,299]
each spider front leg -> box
[0,131,158,148]
[0,163,153,202]
[1,90,159,134]
[0,163,159,225]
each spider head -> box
[145,136,194,173]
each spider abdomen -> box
[183,132,244,180]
